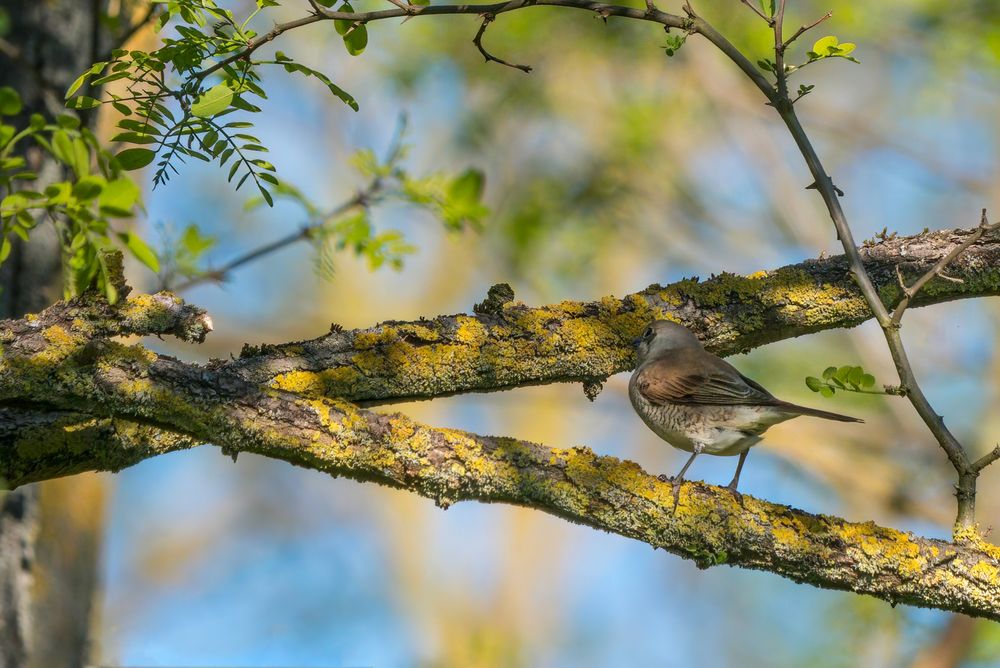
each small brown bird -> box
[628,320,862,498]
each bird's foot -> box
[724,482,744,507]
[670,477,684,509]
[657,473,671,483]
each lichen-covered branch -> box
[2,324,1000,619]
[0,407,197,485]
[0,290,213,346]
[231,227,1000,405]
[2,273,1000,619]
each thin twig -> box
[772,0,788,99]
[688,11,990,532]
[473,15,533,73]
[739,0,773,25]
[891,209,1000,326]
[972,445,1000,473]
[782,11,832,49]
[188,1,688,84]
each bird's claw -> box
[725,483,744,507]
[670,477,684,509]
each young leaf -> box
[805,376,824,392]
[0,86,22,116]
[117,231,160,272]
[334,4,367,56]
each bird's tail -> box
[776,401,864,423]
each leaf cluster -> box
[65,0,365,208]
[805,364,877,398]
[0,87,151,303]
[240,135,489,280]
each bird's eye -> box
[643,327,653,338]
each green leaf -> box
[117,231,160,272]
[343,24,368,56]
[805,376,824,392]
[449,168,485,204]
[111,131,158,145]
[821,366,837,380]
[861,373,876,389]
[65,61,106,99]
[72,175,106,201]
[115,148,155,171]
[812,35,839,57]
[100,177,141,216]
[258,185,273,207]
[335,4,367,56]
[662,34,686,57]
[0,87,22,116]
[66,96,101,110]
[847,366,864,389]
[190,83,234,117]
[57,114,81,129]
[819,386,835,398]
[0,237,10,263]
[51,131,77,171]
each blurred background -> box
[68,0,1000,665]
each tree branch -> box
[190,0,687,85]
[1,318,1000,619]
[225,227,1000,405]
[891,210,1000,326]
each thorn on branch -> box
[805,179,844,197]
[473,15,532,73]
[384,0,420,14]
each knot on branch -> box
[473,283,515,315]
[582,377,605,401]
[0,289,213,350]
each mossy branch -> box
[230,227,1000,404]
[3,236,1000,618]
[1,333,999,619]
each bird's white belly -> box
[630,397,789,456]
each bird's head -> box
[632,319,703,363]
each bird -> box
[628,319,862,500]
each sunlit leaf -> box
[191,83,233,117]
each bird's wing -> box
[635,352,777,406]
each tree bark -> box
[0,1,111,665]
[232,227,1000,405]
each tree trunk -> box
[0,1,110,665]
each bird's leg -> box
[725,450,749,506]
[673,450,699,483]
[664,445,702,508]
